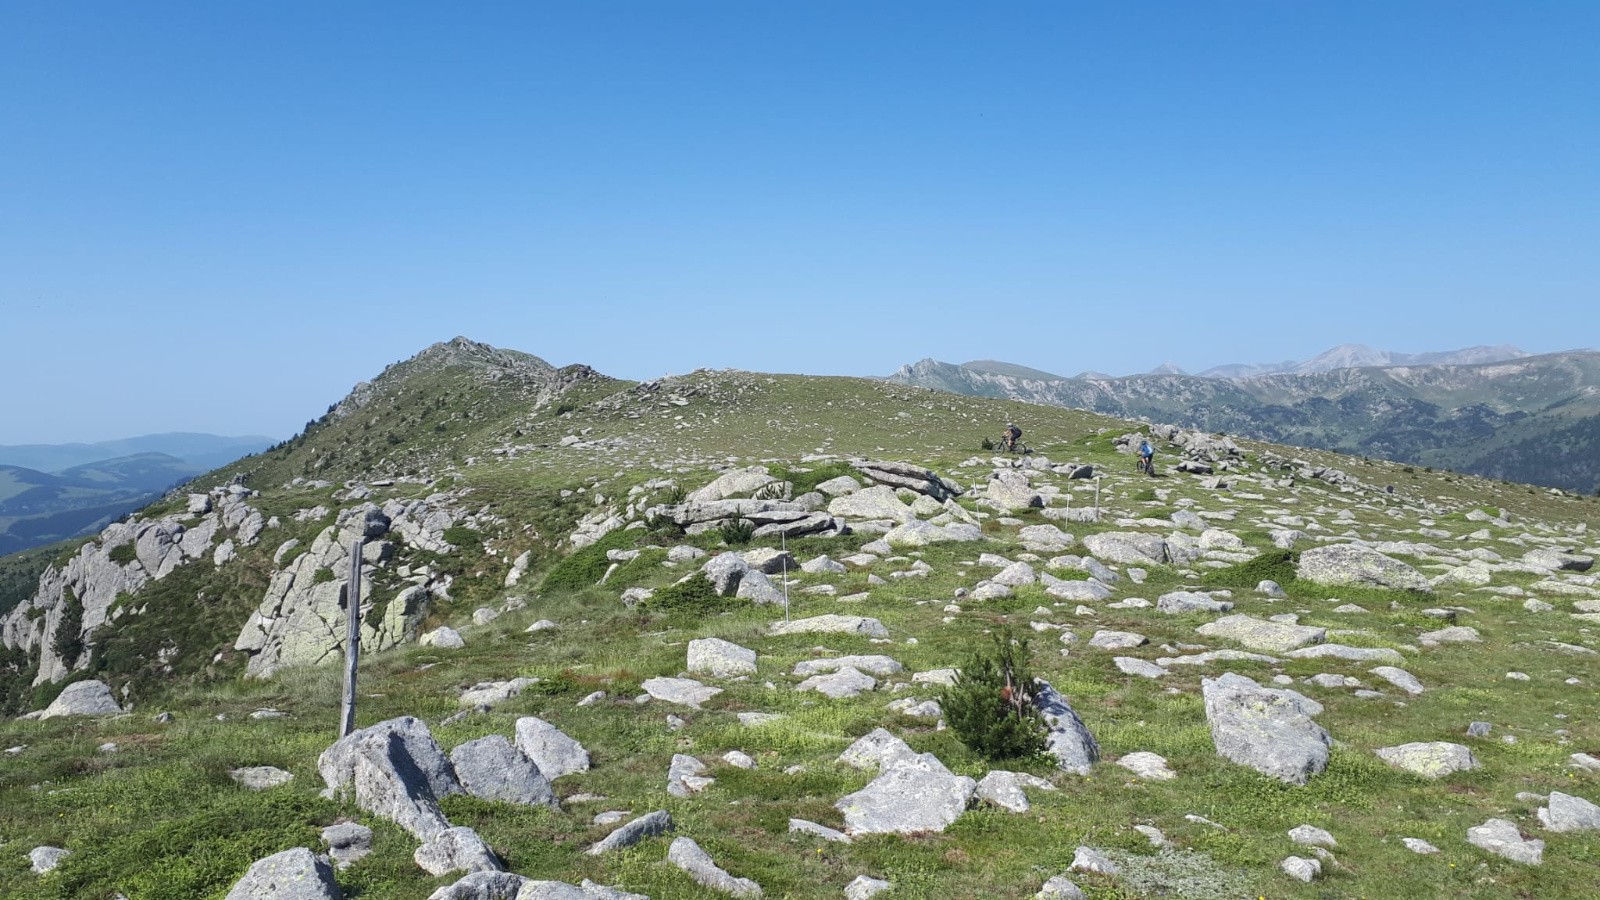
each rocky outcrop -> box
[2,486,264,685]
[38,679,123,718]
[851,459,962,501]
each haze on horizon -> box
[3,2,1596,444]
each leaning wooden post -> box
[339,538,364,738]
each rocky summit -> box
[2,338,1599,898]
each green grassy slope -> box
[2,343,1599,899]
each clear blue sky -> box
[3,2,1596,443]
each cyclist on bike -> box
[1138,439,1155,474]
[1001,423,1023,453]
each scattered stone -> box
[1202,672,1331,784]
[789,818,851,843]
[1195,615,1325,653]
[1297,544,1432,593]
[667,754,715,797]
[1538,791,1600,832]
[514,717,591,780]
[586,810,674,855]
[976,770,1057,812]
[321,822,373,870]
[426,871,531,900]
[769,615,889,638]
[1069,846,1119,876]
[1116,751,1176,781]
[1285,644,1403,664]
[1368,666,1424,695]
[29,846,71,875]
[39,680,123,718]
[1156,591,1234,614]
[1088,630,1147,650]
[230,766,295,790]
[844,875,892,900]
[420,627,465,649]
[1419,626,1481,645]
[1402,838,1440,855]
[688,638,758,677]
[1466,818,1543,865]
[1114,657,1167,679]
[667,836,763,897]
[414,826,502,877]
[1034,679,1100,774]
[1281,856,1321,883]
[835,751,976,835]
[1035,875,1086,899]
[1375,742,1480,778]
[317,716,462,841]
[796,666,876,699]
[641,676,723,708]
[1288,825,1337,848]
[224,847,342,900]
[451,735,557,807]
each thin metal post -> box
[780,531,790,623]
[339,538,363,738]
[1094,476,1101,523]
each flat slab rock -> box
[1285,644,1403,664]
[1156,591,1234,614]
[586,810,674,855]
[976,770,1057,812]
[1538,791,1600,832]
[687,638,757,677]
[641,676,722,708]
[769,615,889,638]
[1467,818,1543,864]
[796,666,877,699]
[1375,742,1480,778]
[1297,544,1433,593]
[835,751,976,835]
[1202,672,1331,784]
[1195,614,1325,653]
[514,716,591,780]
[793,654,903,677]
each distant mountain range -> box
[958,344,1532,381]
[890,349,1600,495]
[0,433,274,555]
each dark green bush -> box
[108,542,138,565]
[941,629,1047,761]
[1204,550,1297,590]
[50,589,85,668]
[639,574,735,615]
[540,529,635,594]
[980,437,996,451]
[718,519,756,546]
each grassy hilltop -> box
[1,339,1599,899]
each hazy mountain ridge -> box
[889,351,1600,493]
[0,453,217,556]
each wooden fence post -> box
[339,538,363,738]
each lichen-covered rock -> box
[450,735,557,807]
[1034,679,1100,775]
[1375,742,1479,778]
[39,680,123,718]
[1538,791,1600,832]
[769,615,888,638]
[687,637,758,677]
[513,717,590,779]
[586,810,674,855]
[316,716,462,840]
[1202,672,1331,784]
[1195,615,1325,653]
[666,836,763,897]
[225,847,343,900]
[414,826,502,877]
[1297,544,1432,593]
[1467,818,1543,864]
[835,751,976,835]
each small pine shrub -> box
[51,588,86,668]
[108,543,138,565]
[640,574,735,614]
[718,518,756,546]
[1204,550,1297,590]
[312,568,336,585]
[442,525,484,551]
[941,629,1047,761]
[980,437,996,451]
[1131,488,1158,502]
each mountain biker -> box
[1138,439,1154,474]
[1001,423,1023,453]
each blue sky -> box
[2,2,1596,443]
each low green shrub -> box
[108,543,138,565]
[639,574,736,615]
[1204,550,1297,590]
[942,628,1047,761]
[718,518,756,546]
[540,529,636,594]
